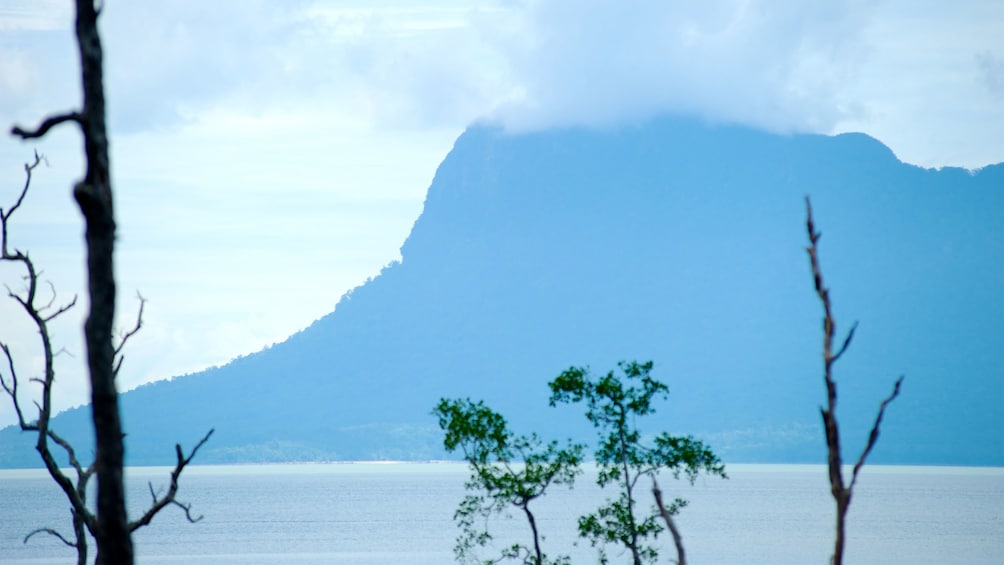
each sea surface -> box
[0,463,1001,564]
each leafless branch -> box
[849,376,904,490]
[805,196,904,565]
[3,149,208,558]
[128,428,215,532]
[47,428,94,480]
[170,498,204,523]
[43,299,78,323]
[0,342,28,427]
[113,292,145,377]
[2,156,98,561]
[24,527,77,547]
[652,477,686,565]
[10,111,82,140]
[1,152,43,255]
[831,322,857,365]
[34,280,78,325]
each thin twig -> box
[0,342,28,427]
[831,322,857,364]
[1,152,44,256]
[849,376,904,490]
[113,292,145,377]
[24,527,76,547]
[43,297,78,323]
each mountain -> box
[2,116,1002,467]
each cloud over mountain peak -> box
[482,0,876,135]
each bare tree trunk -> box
[805,197,903,565]
[72,509,88,565]
[68,2,132,562]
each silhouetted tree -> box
[8,3,212,562]
[434,398,583,565]
[1,154,213,565]
[805,197,903,565]
[549,361,725,565]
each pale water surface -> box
[1,463,1001,564]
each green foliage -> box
[549,361,726,565]
[434,398,584,565]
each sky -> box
[1,0,1002,425]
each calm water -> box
[0,463,1001,564]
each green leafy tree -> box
[548,361,725,565]
[434,398,584,565]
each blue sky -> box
[1,0,1002,424]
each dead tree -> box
[804,197,903,565]
[1,154,213,564]
[8,3,211,563]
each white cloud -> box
[101,1,313,132]
[0,0,69,31]
[829,0,1004,168]
[6,1,1002,166]
[977,52,1004,96]
[480,0,877,134]
[96,1,504,133]
[0,49,38,102]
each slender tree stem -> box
[522,501,543,565]
[619,420,642,565]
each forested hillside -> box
[3,117,1001,467]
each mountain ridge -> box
[2,116,1001,467]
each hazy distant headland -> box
[2,116,1001,467]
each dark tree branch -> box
[47,427,94,480]
[128,428,215,532]
[1,152,43,255]
[24,527,77,548]
[113,292,145,377]
[652,477,686,565]
[0,342,28,427]
[168,498,205,524]
[10,111,83,140]
[850,376,904,490]
[4,150,193,564]
[831,322,858,365]
[42,292,78,324]
[805,196,904,565]
[2,157,94,535]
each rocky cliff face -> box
[3,116,1001,467]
